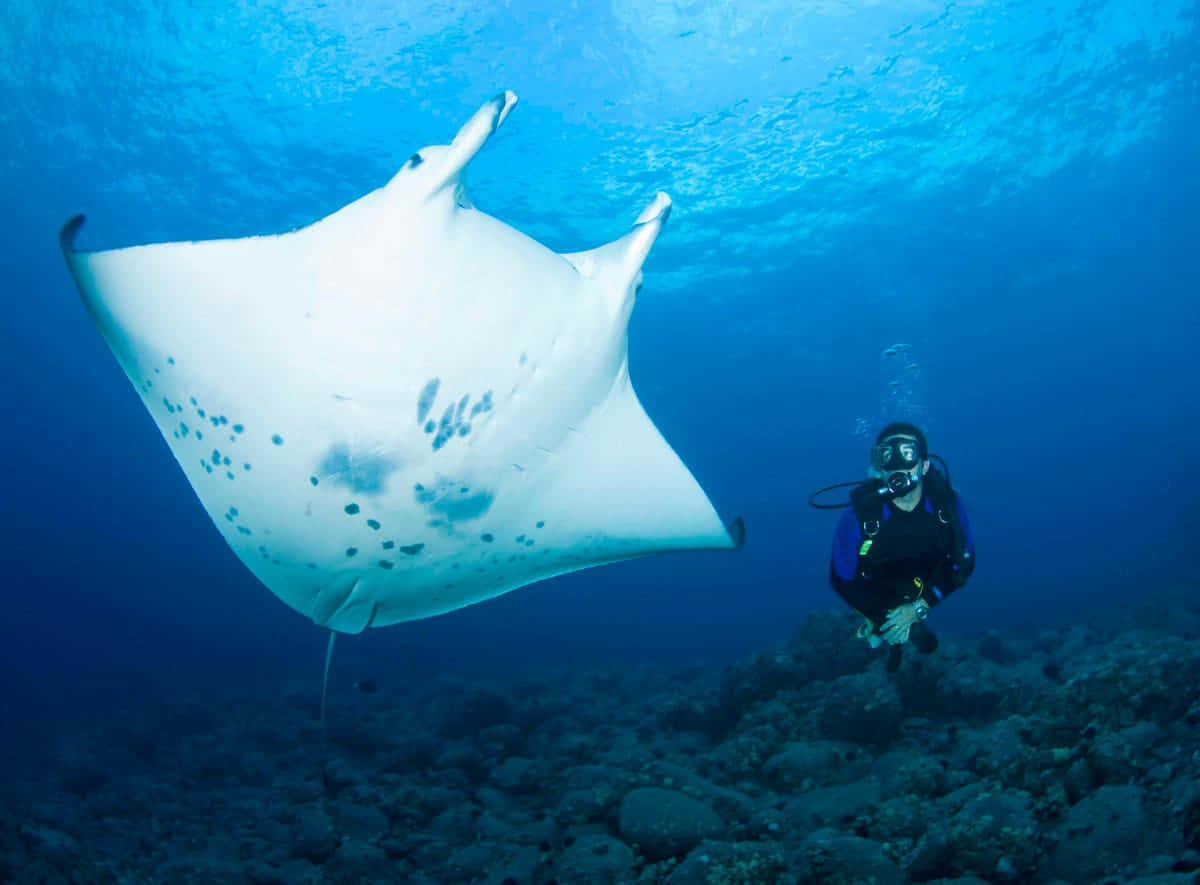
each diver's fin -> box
[320,631,337,728]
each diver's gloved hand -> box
[880,601,929,645]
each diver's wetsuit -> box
[829,482,976,635]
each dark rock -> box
[1174,848,1200,870]
[949,719,1032,779]
[445,842,495,880]
[243,861,287,885]
[901,654,1045,719]
[818,673,904,746]
[943,790,1041,879]
[435,742,486,779]
[667,841,787,885]
[644,761,756,823]
[326,839,391,879]
[762,740,871,790]
[1048,784,1157,880]
[558,788,615,826]
[491,756,544,793]
[862,796,930,842]
[1059,635,1200,725]
[431,804,479,842]
[322,757,359,794]
[554,833,635,884]
[384,734,441,771]
[796,829,904,885]
[283,776,323,805]
[782,781,882,832]
[333,799,389,841]
[487,845,546,885]
[476,785,520,818]
[873,750,949,798]
[1064,757,1095,803]
[479,723,524,756]
[324,721,387,755]
[658,696,724,736]
[977,631,1012,664]
[905,829,955,881]
[718,611,873,725]
[437,688,512,738]
[290,807,338,863]
[1182,790,1200,850]
[1090,721,1162,784]
[18,824,81,868]
[618,787,723,861]
[58,765,109,798]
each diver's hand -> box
[880,601,929,645]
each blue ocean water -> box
[1,4,1198,876]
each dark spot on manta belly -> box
[417,378,439,425]
[399,543,424,555]
[413,479,494,526]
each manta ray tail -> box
[320,630,337,728]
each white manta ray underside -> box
[61,91,742,634]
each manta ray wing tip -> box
[491,90,518,131]
[728,516,747,551]
[59,214,86,253]
[425,92,520,199]
[635,192,672,227]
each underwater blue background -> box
[1,0,1197,740]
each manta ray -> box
[60,91,744,653]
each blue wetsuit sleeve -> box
[830,510,885,621]
[831,509,861,581]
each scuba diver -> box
[809,422,976,672]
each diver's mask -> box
[871,436,924,498]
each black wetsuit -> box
[829,477,975,630]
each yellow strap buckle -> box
[859,539,874,556]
